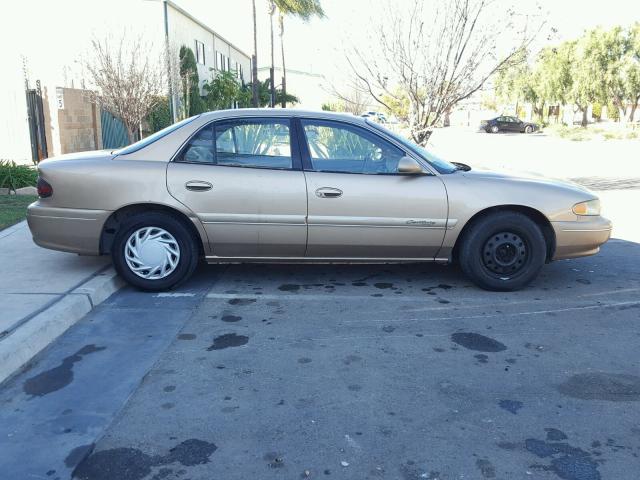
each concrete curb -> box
[0,267,125,385]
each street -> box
[1,131,639,480]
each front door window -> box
[301,120,404,174]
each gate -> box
[100,109,129,149]
[25,80,48,163]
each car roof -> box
[200,108,369,126]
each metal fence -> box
[100,110,129,149]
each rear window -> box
[116,116,200,155]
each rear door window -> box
[177,118,293,170]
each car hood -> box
[460,168,595,197]
[39,150,116,164]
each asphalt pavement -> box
[1,237,639,480]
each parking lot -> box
[1,130,639,480]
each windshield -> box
[366,120,457,174]
[116,115,200,155]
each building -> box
[1,0,251,164]
[162,0,251,118]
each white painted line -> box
[344,300,640,324]
[580,287,640,297]
[206,292,423,301]
[156,292,197,298]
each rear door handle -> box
[185,180,213,192]
[315,187,343,198]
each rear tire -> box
[524,125,533,134]
[112,212,199,291]
[490,125,499,133]
[459,212,546,291]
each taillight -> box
[37,177,53,198]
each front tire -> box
[459,212,546,291]
[490,125,499,133]
[112,212,199,291]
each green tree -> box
[147,96,172,133]
[495,49,537,117]
[274,0,324,107]
[239,78,299,108]
[179,46,206,117]
[203,71,243,110]
[623,23,640,121]
[495,48,550,122]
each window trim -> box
[195,40,205,65]
[172,117,302,171]
[296,117,413,176]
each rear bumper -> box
[552,216,612,260]
[27,202,111,255]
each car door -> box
[507,116,521,132]
[167,117,307,258]
[496,116,509,131]
[298,118,448,259]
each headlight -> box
[572,199,600,216]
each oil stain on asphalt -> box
[524,430,602,480]
[450,333,507,352]
[557,373,640,401]
[499,399,523,414]
[227,298,256,306]
[72,438,217,480]
[23,344,106,397]
[207,333,249,351]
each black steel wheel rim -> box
[482,231,529,277]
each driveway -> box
[1,130,639,480]
[1,240,640,479]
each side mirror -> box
[397,156,425,175]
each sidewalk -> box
[0,221,123,383]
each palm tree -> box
[271,0,325,107]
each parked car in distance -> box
[28,109,610,292]
[361,111,388,123]
[481,116,539,134]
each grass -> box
[545,123,640,141]
[0,195,37,231]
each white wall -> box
[167,3,251,94]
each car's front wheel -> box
[459,212,547,291]
[112,212,199,291]
[490,125,499,133]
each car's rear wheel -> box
[112,212,199,291]
[490,125,499,133]
[459,212,546,291]
[524,125,533,134]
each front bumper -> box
[552,216,612,260]
[27,202,111,255]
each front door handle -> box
[185,180,213,192]
[315,187,343,198]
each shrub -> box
[0,160,38,192]
[147,97,172,134]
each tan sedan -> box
[27,109,612,291]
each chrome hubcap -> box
[125,227,180,280]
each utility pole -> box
[163,0,177,122]
[269,0,276,108]
[252,0,259,108]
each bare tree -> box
[84,36,166,143]
[327,78,371,114]
[347,0,544,144]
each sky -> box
[2,0,638,160]
[2,0,640,89]
[177,0,640,76]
